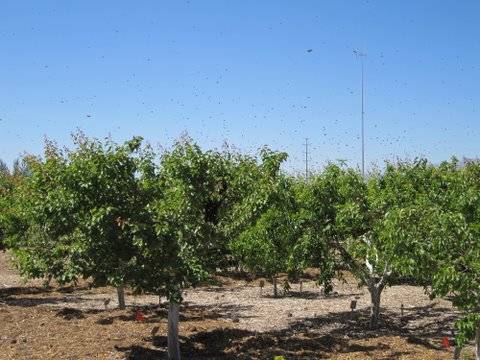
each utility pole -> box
[354,49,367,177]
[304,138,309,180]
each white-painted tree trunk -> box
[475,324,480,360]
[117,285,126,309]
[368,283,383,328]
[272,275,278,297]
[453,344,461,360]
[168,301,181,360]
[363,248,388,329]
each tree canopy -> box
[5,135,480,356]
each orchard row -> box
[1,134,479,359]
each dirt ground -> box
[0,251,470,359]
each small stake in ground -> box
[283,279,291,295]
[400,303,407,325]
[350,299,357,313]
[442,336,450,350]
[299,280,303,293]
[136,310,145,323]
[259,279,265,296]
[103,298,111,310]
[151,326,160,337]
[452,329,461,360]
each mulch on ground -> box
[0,251,466,359]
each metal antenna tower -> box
[354,49,367,177]
[304,138,309,180]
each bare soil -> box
[0,251,469,359]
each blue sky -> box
[0,1,479,173]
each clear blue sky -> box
[1,1,479,173]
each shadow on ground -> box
[1,283,458,359]
[114,303,457,359]
[0,283,99,307]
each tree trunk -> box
[168,301,181,360]
[272,275,278,297]
[368,283,383,329]
[117,285,126,309]
[454,345,461,360]
[475,323,480,360]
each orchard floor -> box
[0,251,472,359]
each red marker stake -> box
[442,336,450,350]
[136,310,145,323]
